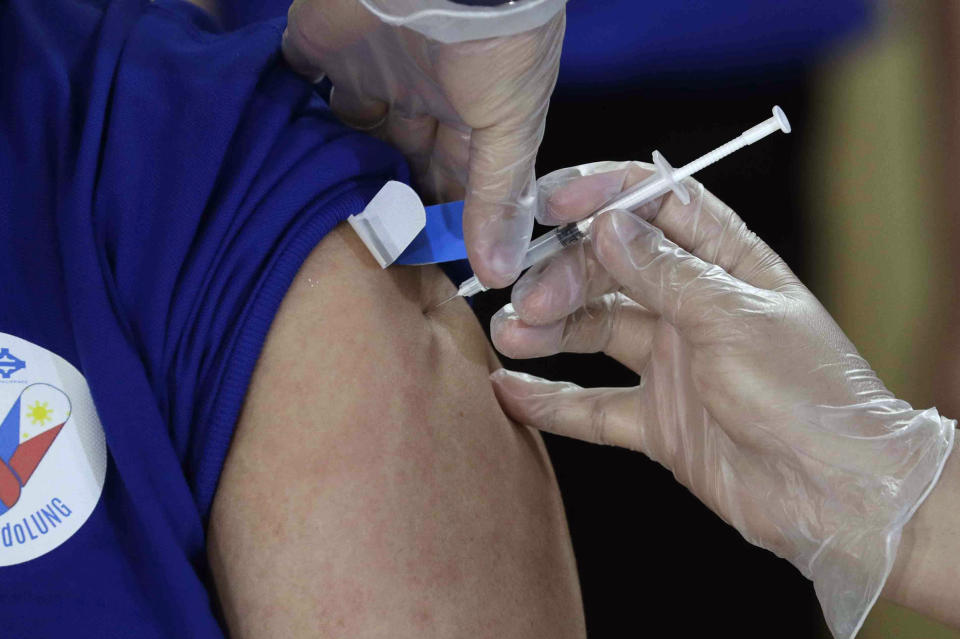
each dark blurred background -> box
[471,2,960,638]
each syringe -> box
[449,105,791,301]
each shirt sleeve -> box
[87,0,411,517]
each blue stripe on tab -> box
[394,200,469,266]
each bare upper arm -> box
[206,224,585,638]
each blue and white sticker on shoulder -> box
[348,181,468,268]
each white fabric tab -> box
[348,181,426,268]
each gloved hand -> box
[488,162,956,639]
[282,0,566,288]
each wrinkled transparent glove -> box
[356,0,566,44]
[282,0,566,287]
[489,163,956,639]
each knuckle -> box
[596,293,625,350]
[541,401,568,435]
[587,401,610,446]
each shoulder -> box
[207,222,586,638]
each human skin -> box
[206,224,585,638]
[882,439,960,629]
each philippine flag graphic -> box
[0,384,71,516]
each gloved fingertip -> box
[491,305,564,359]
[280,28,303,65]
[466,236,523,289]
[464,193,535,287]
[489,304,517,348]
[489,369,537,423]
[489,305,526,356]
[511,249,590,326]
[545,169,627,222]
[489,367,524,396]
[474,251,523,289]
[490,369,581,405]
[511,277,549,323]
[280,28,325,82]
[492,247,526,285]
[489,368,545,397]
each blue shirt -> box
[0,0,407,635]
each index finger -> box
[537,162,650,226]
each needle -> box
[427,292,459,313]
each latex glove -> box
[488,164,956,639]
[282,0,565,288]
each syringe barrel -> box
[515,175,669,274]
[520,226,568,270]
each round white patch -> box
[0,332,107,566]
